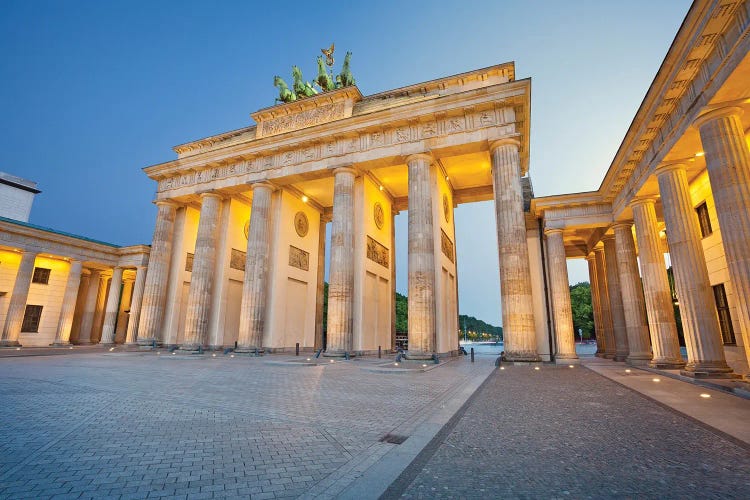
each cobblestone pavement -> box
[0,351,491,499]
[384,363,750,499]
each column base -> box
[323,350,356,358]
[502,351,541,363]
[626,355,652,367]
[137,338,158,348]
[613,354,628,362]
[49,342,71,347]
[595,352,608,358]
[179,344,204,353]
[0,340,22,348]
[403,351,434,361]
[681,361,739,379]
[603,353,616,359]
[648,358,686,369]
[235,346,265,355]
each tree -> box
[569,282,594,339]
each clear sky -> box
[0,0,692,326]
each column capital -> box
[197,191,224,201]
[248,181,275,192]
[601,233,616,243]
[489,137,521,154]
[693,105,743,129]
[585,252,596,262]
[543,227,564,237]
[654,161,688,177]
[404,153,433,166]
[332,165,358,177]
[612,222,634,232]
[629,197,656,209]
[154,199,179,208]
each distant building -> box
[0,173,149,347]
[0,171,39,222]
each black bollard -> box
[296,343,300,356]
[470,347,475,363]
[378,346,382,358]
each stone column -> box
[181,192,223,351]
[656,163,733,376]
[613,223,652,365]
[77,270,102,345]
[544,229,578,363]
[0,251,38,347]
[69,272,90,344]
[586,254,605,356]
[99,267,124,345]
[695,107,750,364]
[491,140,539,361]
[137,201,178,346]
[594,247,615,358]
[405,154,436,359]
[125,266,147,345]
[314,218,327,352]
[325,167,357,356]
[603,236,629,361]
[90,275,109,343]
[52,260,83,346]
[237,183,274,353]
[631,198,684,368]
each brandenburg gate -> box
[136,61,560,362]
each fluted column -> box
[77,270,102,345]
[586,254,605,355]
[181,192,223,351]
[90,275,109,343]
[631,199,684,368]
[0,251,38,347]
[696,107,750,364]
[613,223,652,365]
[656,163,733,376]
[125,266,147,345]
[603,236,629,361]
[137,201,178,346]
[545,229,578,362]
[314,218,327,352]
[491,139,539,361]
[52,260,83,346]
[405,154,436,359]
[99,267,124,345]
[325,167,357,356]
[237,183,274,353]
[594,247,615,358]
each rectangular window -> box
[21,305,43,332]
[696,202,712,238]
[32,267,51,284]
[713,284,735,344]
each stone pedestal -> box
[656,163,734,377]
[696,107,750,366]
[631,199,684,368]
[586,254,605,356]
[613,223,652,366]
[181,193,223,351]
[594,247,616,358]
[545,229,579,363]
[405,154,436,360]
[237,183,274,354]
[52,260,83,346]
[491,140,539,362]
[0,251,38,347]
[99,267,124,345]
[125,266,147,345]
[325,167,357,357]
[603,236,629,361]
[138,201,177,346]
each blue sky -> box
[0,0,692,326]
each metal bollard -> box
[296,343,300,356]
[378,346,382,358]
[470,347,475,363]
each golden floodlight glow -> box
[379,185,384,191]
[301,195,309,203]
[652,378,660,382]
[568,365,574,368]
[445,175,450,181]
[695,151,705,157]
[700,393,711,398]
[625,369,631,373]
[500,366,505,370]
[534,366,540,371]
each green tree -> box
[569,282,594,339]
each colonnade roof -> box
[531,0,750,258]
